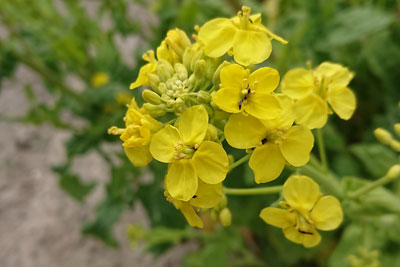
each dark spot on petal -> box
[192,195,197,198]
[249,18,253,23]
[261,138,267,145]
[298,229,314,235]
[238,99,242,110]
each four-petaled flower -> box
[150,105,229,201]
[281,62,356,129]
[260,175,343,248]
[213,64,282,120]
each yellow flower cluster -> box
[109,6,353,247]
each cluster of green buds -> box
[374,123,400,152]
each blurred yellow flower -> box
[165,180,223,228]
[91,72,109,88]
[281,62,356,129]
[260,175,343,248]
[213,64,281,120]
[225,95,314,183]
[150,105,229,201]
[108,98,162,166]
[198,6,287,66]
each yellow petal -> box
[124,146,152,167]
[233,30,271,66]
[248,67,280,93]
[279,125,314,167]
[260,94,295,130]
[190,180,222,209]
[314,62,354,87]
[192,141,229,184]
[166,159,198,201]
[283,176,320,213]
[249,143,285,183]
[310,196,343,231]
[225,113,267,149]
[281,68,314,99]
[213,87,241,114]
[178,201,204,228]
[294,94,328,129]
[245,92,282,120]
[283,226,321,248]
[129,63,157,89]
[327,86,356,120]
[259,207,296,229]
[149,125,181,163]
[178,105,208,146]
[198,18,237,58]
[220,64,247,89]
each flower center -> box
[295,212,315,235]
[238,6,252,30]
[259,127,289,146]
[173,141,198,160]
[238,75,257,110]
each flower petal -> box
[310,196,343,231]
[177,201,204,228]
[327,86,356,120]
[233,30,271,66]
[249,143,285,183]
[192,141,229,184]
[198,18,237,58]
[281,68,314,99]
[213,87,241,114]
[283,226,321,248]
[124,146,152,167]
[259,207,296,229]
[315,62,354,87]
[294,94,328,129]
[190,180,223,209]
[225,113,266,149]
[130,63,157,89]
[220,64,247,89]
[166,159,198,201]
[283,176,320,213]
[245,92,282,120]
[260,94,295,130]
[248,67,280,93]
[150,125,181,163]
[179,105,208,146]
[279,125,314,167]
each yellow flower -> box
[281,62,356,129]
[150,105,229,201]
[213,64,282,120]
[224,95,314,183]
[165,180,223,228]
[260,175,343,248]
[108,98,162,167]
[198,6,287,66]
[91,72,109,87]
[130,50,158,90]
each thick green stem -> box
[316,129,328,172]
[349,175,396,199]
[223,186,282,196]
[229,153,251,171]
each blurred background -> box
[0,0,399,266]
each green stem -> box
[349,175,397,199]
[229,153,251,171]
[223,186,282,196]
[316,129,328,172]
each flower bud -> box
[213,61,230,88]
[157,59,174,82]
[142,90,161,105]
[205,124,218,142]
[219,208,232,227]
[386,165,400,180]
[174,63,188,81]
[190,50,203,71]
[147,73,161,93]
[166,29,191,57]
[194,59,207,79]
[197,90,211,103]
[390,140,400,152]
[394,123,400,138]
[182,47,195,71]
[143,103,166,117]
[374,128,392,145]
[228,155,235,166]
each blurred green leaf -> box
[59,173,96,202]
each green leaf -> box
[59,173,96,202]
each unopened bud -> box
[142,90,161,105]
[390,140,400,152]
[190,50,203,71]
[197,91,211,103]
[182,47,195,71]
[374,128,392,145]
[143,103,166,117]
[394,123,400,138]
[194,59,207,79]
[157,59,174,82]
[147,73,161,93]
[205,124,218,141]
[387,165,400,180]
[228,155,235,166]
[219,208,232,227]
[166,29,191,56]
[174,63,188,81]
[213,61,230,87]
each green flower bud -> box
[197,90,211,103]
[142,89,161,105]
[213,61,230,88]
[190,50,203,71]
[390,140,400,152]
[143,103,166,117]
[147,73,160,93]
[157,59,174,82]
[205,124,218,142]
[194,59,207,79]
[374,128,392,145]
[228,155,235,166]
[387,165,400,180]
[394,123,400,138]
[174,63,188,81]
[182,47,195,71]
[158,83,167,94]
[219,208,232,227]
